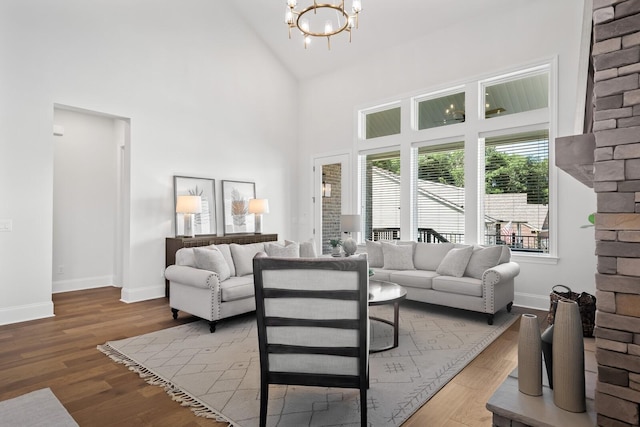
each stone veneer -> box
[592,1,640,426]
[321,163,342,254]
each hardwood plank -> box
[0,286,546,426]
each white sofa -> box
[363,241,519,324]
[164,240,315,332]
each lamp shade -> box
[248,198,270,215]
[176,195,202,214]
[341,214,361,232]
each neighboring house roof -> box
[370,166,548,232]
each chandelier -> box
[285,0,362,49]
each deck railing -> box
[370,227,548,253]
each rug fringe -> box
[97,344,238,425]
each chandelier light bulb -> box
[287,0,297,7]
[300,18,309,33]
[304,35,311,48]
[324,20,334,35]
[285,9,294,24]
[352,0,362,12]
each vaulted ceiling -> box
[228,0,531,80]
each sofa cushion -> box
[175,247,196,267]
[464,245,503,279]
[413,242,455,271]
[230,242,265,276]
[265,241,300,258]
[220,276,254,302]
[286,239,318,258]
[498,245,511,264]
[370,268,392,282]
[389,270,438,290]
[215,244,236,277]
[435,245,473,277]
[382,242,415,270]
[365,240,385,268]
[193,247,231,281]
[432,275,483,297]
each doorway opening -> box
[52,104,130,296]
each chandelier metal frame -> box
[285,0,361,49]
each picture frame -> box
[173,176,217,237]
[222,180,256,235]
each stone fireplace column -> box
[591,1,640,426]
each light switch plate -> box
[0,219,13,232]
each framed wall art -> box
[222,180,256,234]
[173,176,217,236]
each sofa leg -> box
[209,321,217,333]
[507,302,513,313]
[487,314,494,325]
[171,308,179,320]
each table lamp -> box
[341,214,361,256]
[176,195,202,238]
[248,198,269,234]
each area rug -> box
[99,301,517,426]
[0,388,78,427]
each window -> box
[483,130,549,253]
[356,63,554,256]
[414,143,465,243]
[483,72,549,119]
[416,91,465,130]
[361,151,401,240]
[365,107,401,139]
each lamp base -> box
[342,238,357,256]
[254,214,263,234]
[183,214,195,238]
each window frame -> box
[355,60,558,260]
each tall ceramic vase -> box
[552,299,586,412]
[518,314,542,396]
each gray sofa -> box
[362,241,519,324]
[164,240,316,332]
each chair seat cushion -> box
[432,276,483,297]
[220,276,255,302]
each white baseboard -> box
[0,301,54,326]
[120,284,165,303]
[52,275,114,294]
[514,292,550,311]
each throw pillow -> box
[464,245,503,279]
[230,243,265,277]
[381,241,415,270]
[265,241,300,258]
[193,247,231,281]
[435,245,473,277]
[215,244,236,277]
[365,240,384,268]
[286,239,317,258]
[498,245,511,264]
[413,242,455,270]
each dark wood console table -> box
[165,233,278,297]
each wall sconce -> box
[322,174,332,198]
[176,195,202,238]
[248,198,270,234]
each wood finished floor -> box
[0,287,546,426]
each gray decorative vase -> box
[518,314,542,396]
[552,300,586,412]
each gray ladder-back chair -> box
[252,253,369,427]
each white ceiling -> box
[228,0,528,80]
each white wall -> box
[52,108,119,293]
[0,0,299,324]
[297,0,596,310]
